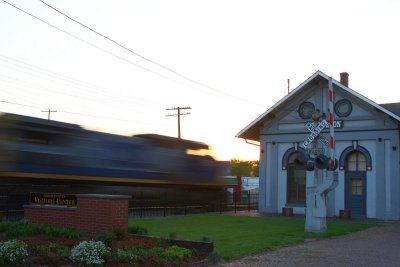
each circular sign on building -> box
[334,99,352,117]
[298,102,315,119]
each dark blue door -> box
[345,171,366,217]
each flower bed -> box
[0,221,210,266]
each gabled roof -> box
[380,103,400,117]
[236,70,400,141]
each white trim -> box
[236,71,322,138]
[236,70,400,138]
[385,140,391,213]
[265,142,271,207]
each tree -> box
[230,158,259,176]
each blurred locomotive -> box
[0,113,225,205]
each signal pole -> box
[42,109,57,120]
[166,107,191,139]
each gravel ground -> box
[217,221,400,267]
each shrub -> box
[1,221,83,239]
[96,232,115,247]
[3,222,41,238]
[118,246,163,259]
[161,245,192,262]
[128,225,148,235]
[116,248,139,264]
[44,225,83,239]
[128,246,154,258]
[112,227,127,240]
[70,241,110,267]
[0,239,29,264]
[31,243,70,260]
[0,221,12,234]
[49,243,70,260]
[118,246,157,258]
[115,245,192,265]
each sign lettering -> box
[302,120,329,148]
[307,120,343,129]
[30,193,77,207]
[304,121,330,148]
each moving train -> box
[0,113,225,201]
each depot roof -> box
[236,70,400,141]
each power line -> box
[2,0,265,107]
[38,0,265,107]
[166,107,191,140]
[0,53,165,108]
[1,0,224,102]
[42,109,57,120]
[0,100,42,110]
[0,83,45,108]
[0,59,163,116]
[1,0,267,127]
[0,0,178,85]
[39,0,176,74]
[0,98,173,127]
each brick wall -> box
[24,194,130,233]
[24,205,76,228]
[75,194,130,232]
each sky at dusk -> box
[0,0,399,160]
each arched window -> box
[339,145,372,171]
[347,151,367,171]
[287,152,306,204]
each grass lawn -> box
[129,214,378,259]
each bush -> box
[3,221,42,238]
[96,232,115,247]
[119,246,158,258]
[161,245,192,262]
[0,221,12,234]
[116,245,192,265]
[128,225,148,235]
[31,242,70,260]
[47,242,70,260]
[0,239,29,264]
[116,248,139,264]
[44,225,83,239]
[70,241,111,267]
[1,221,83,239]
[112,227,127,240]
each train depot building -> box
[237,71,400,220]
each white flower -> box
[0,240,29,264]
[70,240,110,267]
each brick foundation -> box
[24,194,131,233]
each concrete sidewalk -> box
[217,221,400,267]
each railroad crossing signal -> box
[295,153,338,171]
[302,120,330,148]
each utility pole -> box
[166,107,191,139]
[42,109,57,120]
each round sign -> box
[298,102,315,119]
[334,99,352,117]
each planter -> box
[282,207,293,217]
[339,209,351,219]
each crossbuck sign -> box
[302,120,330,148]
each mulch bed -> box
[2,234,211,266]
